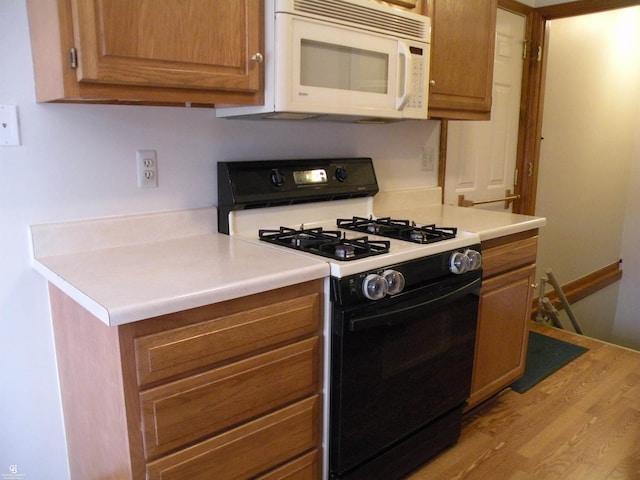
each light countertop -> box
[374,189,546,241]
[377,204,546,241]
[30,199,545,327]
[30,207,329,326]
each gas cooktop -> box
[259,226,391,261]
[258,216,460,261]
[337,216,457,244]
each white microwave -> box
[217,0,431,123]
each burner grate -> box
[259,226,390,260]
[338,216,457,244]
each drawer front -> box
[134,292,321,385]
[146,395,320,480]
[482,236,538,278]
[140,337,320,458]
[256,450,320,480]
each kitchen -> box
[1,1,638,479]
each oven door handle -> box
[349,278,481,332]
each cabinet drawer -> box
[146,395,320,480]
[134,292,321,385]
[140,337,320,458]
[256,450,320,480]
[482,236,538,278]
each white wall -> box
[612,102,640,349]
[0,1,441,478]
[535,7,640,346]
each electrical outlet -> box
[421,146,435,172]
[136,150,158,188]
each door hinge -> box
[528,162,534,177]
[513,167,519,186]
[522,40,529,60]
[69,47,78,69]
[537,45,543,62]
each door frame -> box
[439,0,536,214]
[440,0,640,215]
[521,0,640,215]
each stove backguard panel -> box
[217,158,378,234]
[227,198,372,238]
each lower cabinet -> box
[49,279,324,479]
[468,231,538,409]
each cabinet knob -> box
[429,80,436,86]
[251,53,264,63]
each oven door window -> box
[330,286,478,475]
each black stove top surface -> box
[337,216,457,244]
[259,226,391,261]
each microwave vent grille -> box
[293,0,429,42]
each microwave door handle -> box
[396,41,411,110]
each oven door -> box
[329,274,480,478]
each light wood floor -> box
[408,322,640,480]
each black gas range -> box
[217,158,482,480]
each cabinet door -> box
[70,0,261,92]
[426,0,497,119]
[469,264,535,407]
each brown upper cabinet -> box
[424,0,498,120]
[26,0,264,106]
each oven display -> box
[293,169,327,185]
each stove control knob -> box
[362,273,388,300]
[382,269,405,295]
[270,169,285,187]
[465,249,482,271]
[335,167,348,182]
[450,251,470,274]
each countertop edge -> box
[105,263,329,326]
[476,217,547,241]
[34,254,329,327]
[32,259,112,324]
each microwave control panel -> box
[404,45,430,119]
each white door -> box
[444,8,526,212]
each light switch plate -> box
[0,105,20,146]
